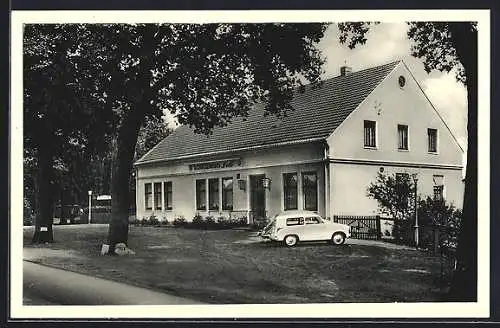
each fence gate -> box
[333,215,381,240]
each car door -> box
[303,216,326,240]
[301,216,321,240]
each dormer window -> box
[364,120,377,148]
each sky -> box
[164,22,468,152]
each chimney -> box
[340,65,352,76]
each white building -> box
[134,60,464,223]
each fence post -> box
[376,216,382,240]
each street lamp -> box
[411,173,419,248]
[88,190,92,224]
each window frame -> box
[302,171,318,212]
[397,124,409,150]
[164,181,173,210]
[305,216,322,224]
[145,183,152,210]
[153,182,162,210]
[364,120,377,148]
[222,177,233,211]
[196,179,207,211]
[433,185,444,201]
[283,172,298,211]
[428,128,438,153]
[208,178,220,211]
[286,217,304,226]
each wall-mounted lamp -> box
[238,179,246,191]
[262,177,272,190]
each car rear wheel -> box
[331,232,346,245]
[284,235,298,247]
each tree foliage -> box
[24,23,328,250]
[23,24,116,242]
[367,172,462,248]
[367,172,416,221]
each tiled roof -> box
[136,60,400,164]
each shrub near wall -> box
[187,214,247,230]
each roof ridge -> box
[298,59,402,90]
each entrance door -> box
[249,174,266,224]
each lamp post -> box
[88,190,92,224]
[411,173,419,248]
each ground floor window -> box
[154,182,162,210]
[433,185,444,201]
[196,179,206,210]
[145,183,152,210]
[209,178,220,210]
[302,172,318,211]
[283,173,298,210]
[164,181,172,210]
[222,177,233,211]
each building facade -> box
[134,60,464,223]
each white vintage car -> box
[259,210,351,247]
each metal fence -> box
[332,215,381,240]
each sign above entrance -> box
[188,158,242,171]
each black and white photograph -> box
[10,9,490,319]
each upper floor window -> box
[428,128,438,153]
[398,124,409,150]
[364,120,377,148]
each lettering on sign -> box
[188,159,242,171]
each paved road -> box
[24,261,205,305]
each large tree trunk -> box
[106,106,146,253]
[32,145,55,243]
[447,23,478,301]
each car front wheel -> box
[331,232,346,245]
[284,235,298,247]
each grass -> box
[23,224,451,304]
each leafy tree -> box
[23,25,115,242]
[367,172,416,244]
[340,22,477,301]
[367,172,416,220]
[417,196,462,251]
[76,23,328,254]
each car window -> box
[305,216,322,224]
[286,217,304,226]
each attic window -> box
[398,75,406,88]
[364,120,377,148]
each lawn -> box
[23,224,450,304]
